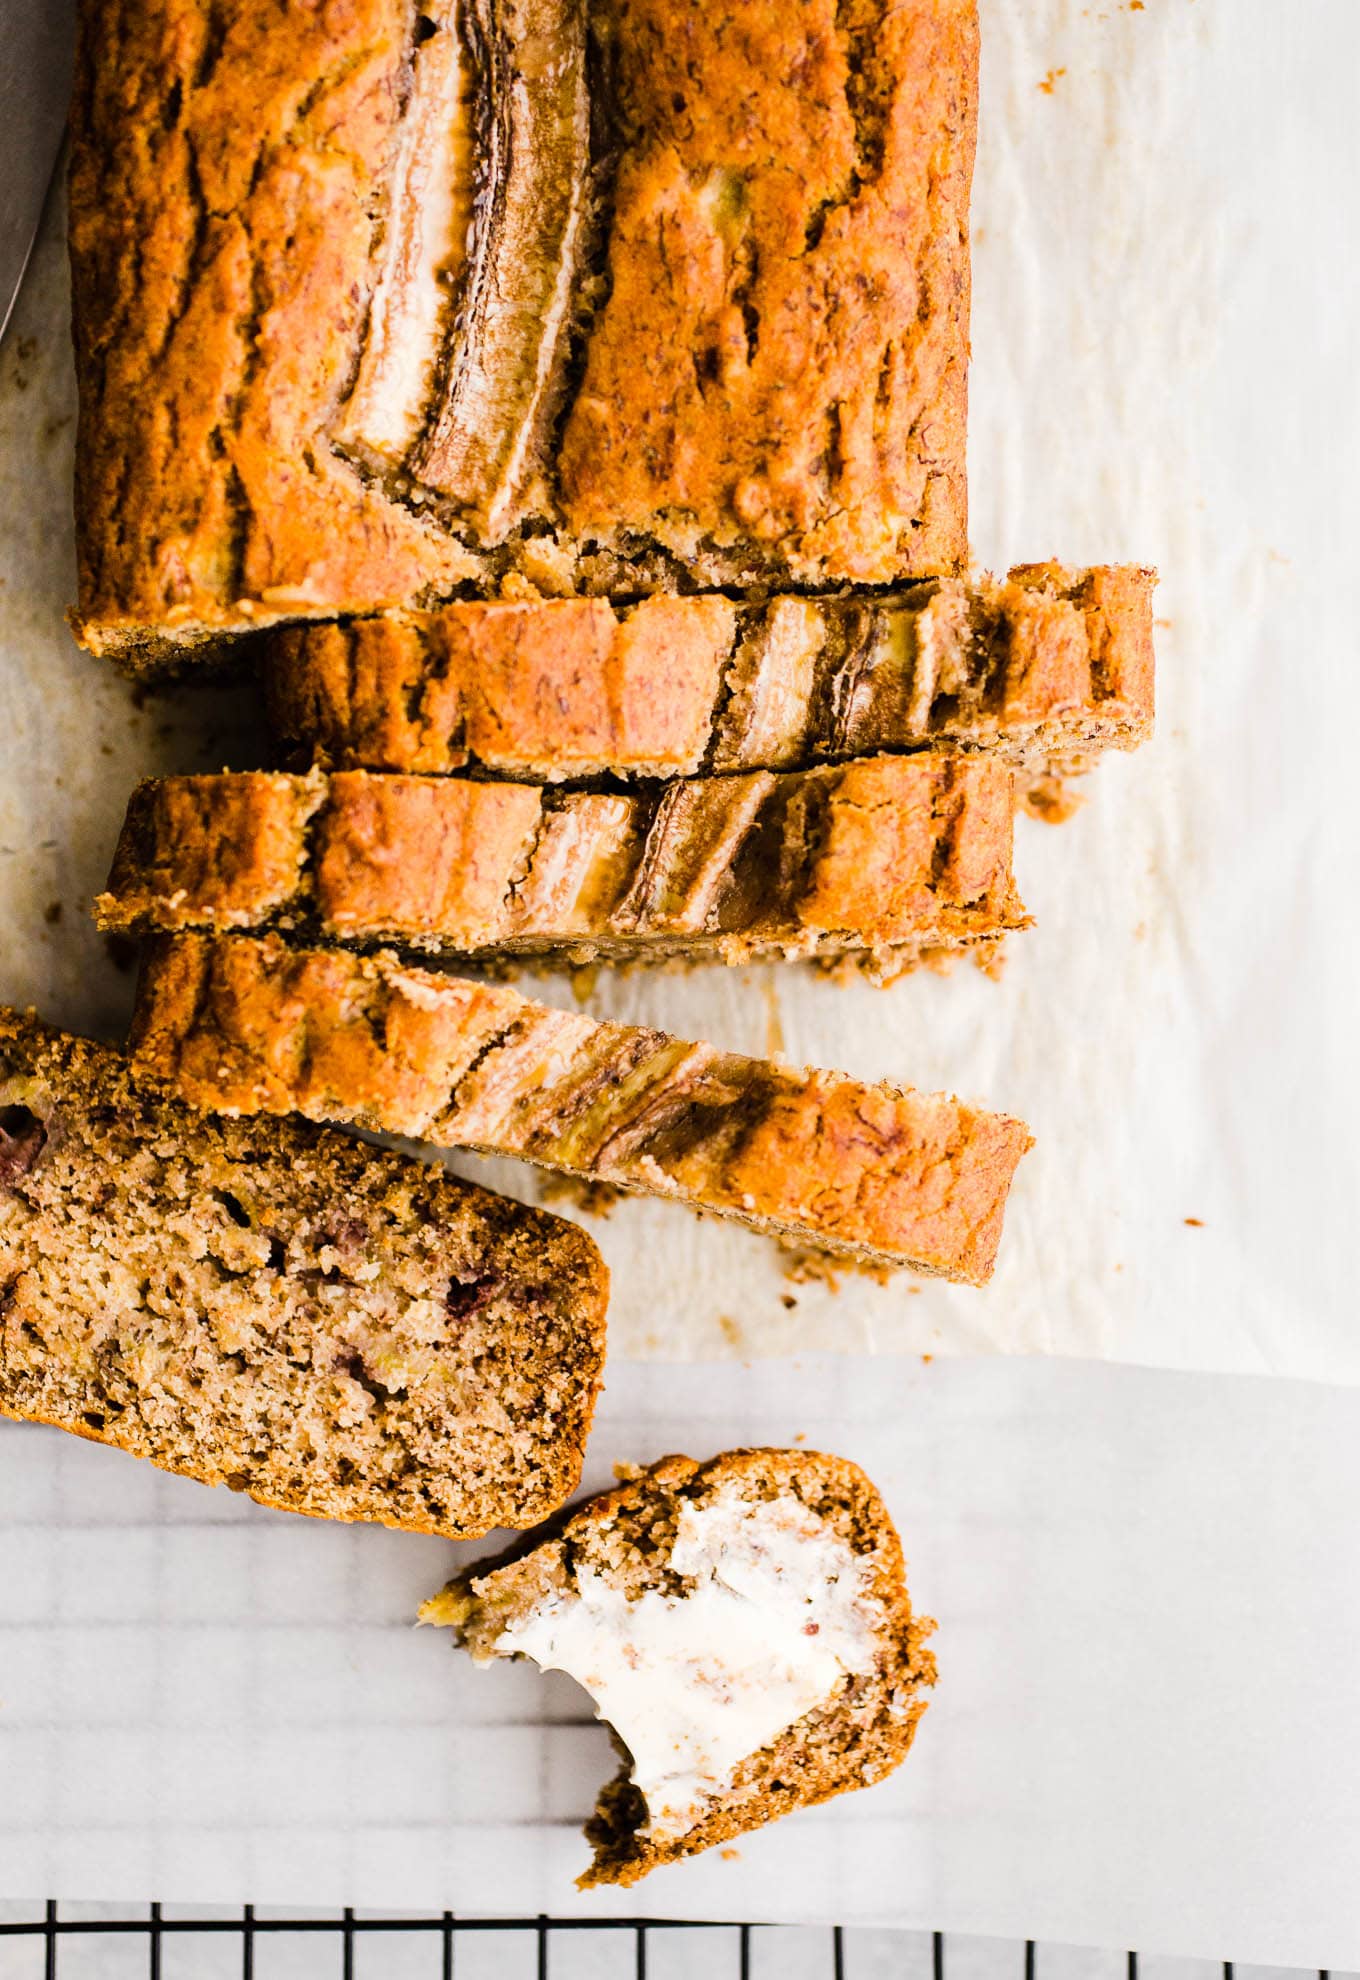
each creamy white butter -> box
[492,1489,883,1842]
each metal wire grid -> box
[5,1911,857,1976]
[0,1912,1338,1980]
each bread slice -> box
[69,0,977,666]
[129,933,1033,1285]
[97,754,1026,981]
[420,1447,936,1886]
[0,1007,607,1536]
[265,565,1155,782]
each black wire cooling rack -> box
[0,1912,1330,1979]
[1,1910,885,1975]
[0,1913,1024,1977]
[10,1908,733,1976]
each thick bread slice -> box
[70,0,977,667]
[129,934,1033,1285]
[0,1008,607,1536]
[97,754,1026,981]
[421,1447,936,1887]
[266,566,1154,781]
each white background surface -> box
[5,1358,1360,1965]
[0,0,1358,1964]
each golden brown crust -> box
[130,933,1032,1284]
[97,754,1026,977]
[0,1006,607,1537]
[268,595,738,778]
[67,0,470,665]
[425,1446,936,1885]
[264,566,1156,780]
[69,0,977,665]
[555,0,977,583]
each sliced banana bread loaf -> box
[265,565,1154,781]
[97,754,1025,981]
[129,933,1033,1285]
[421,1447,936,1887]
[0,1008,607,1535]
[69,0,977,665]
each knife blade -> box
[0,0,77,344]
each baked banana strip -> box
[130,933,1034,1286]
[265,565,1153,782]
[98,754,1025,980]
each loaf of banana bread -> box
[129,933,1033,1285]
[265,565,1154,781]
[97,754,1026,980]
[69,0,978,665]
[0,1007,607,1535]
[422,1447,936,1886]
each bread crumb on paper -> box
[778,1244,894,1293]
[1020,774,1085,826]
[538,1175,622,1220]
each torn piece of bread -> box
[96,753,1026,980]
[265,566,1155,781]
[0,1007,607,1536]
[69,0,977,667]
[421,1448,936,1886]
[128,933,1033,1285]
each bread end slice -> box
[0,1007,607,1537]
[421,1447,935,1886]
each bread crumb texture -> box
[0,1008,607,1536]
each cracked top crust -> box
[68,0,978,667]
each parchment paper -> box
[1,0,1358,1957]
[5,1354,1360,1967]
[0,0,1353,1377]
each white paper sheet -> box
[1,0,1358,1961]
[5,1354,1360,1969]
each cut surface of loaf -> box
[129,934,1033,1285]
[69,0,977,666]
[97,754,1026,980]
[266,565,1155,781]
[0,1008,607,1535]
[420,1447,936,1887]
